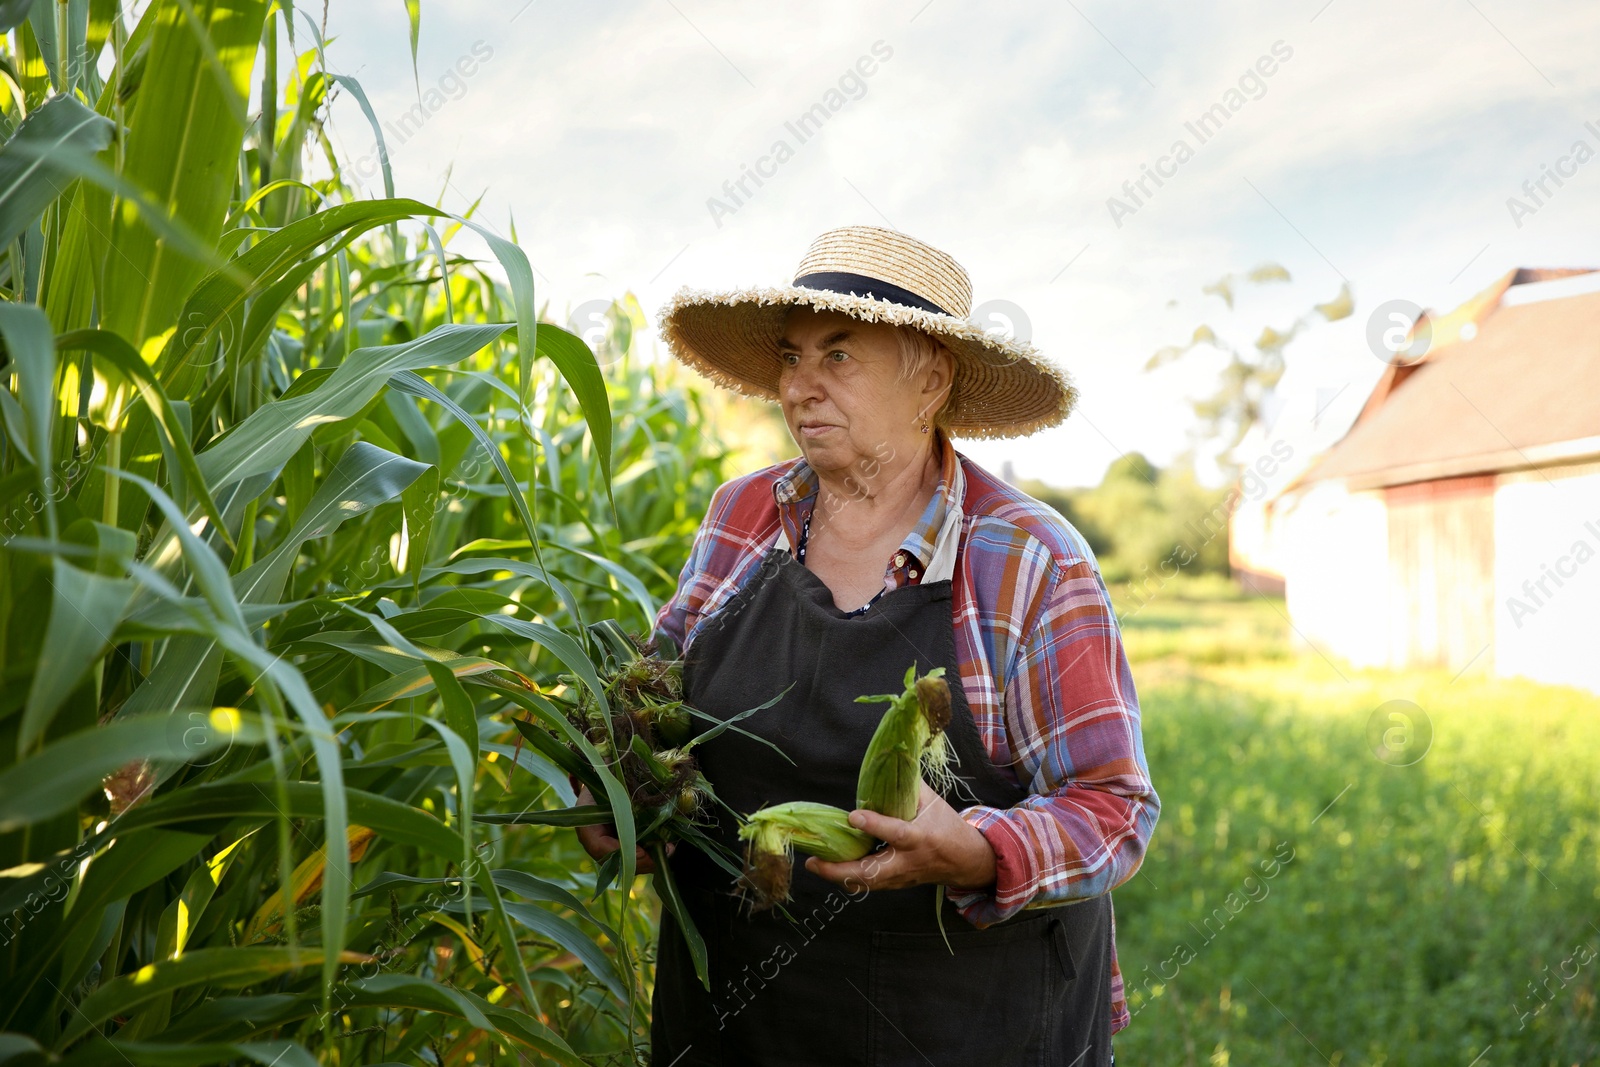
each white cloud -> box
[318,0,1600,486]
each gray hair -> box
[895,325,956,426]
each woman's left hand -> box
[805,783,997,892]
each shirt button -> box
[909,569,919,579]
[893,552,907,567]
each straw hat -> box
[656,225,1076,440]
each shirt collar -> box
[773,431,963,573]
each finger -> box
[808,847,903,890]
[857,843,909,887]
[849,807,917,847]
[805,855,867,888]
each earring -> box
[919,418,929,434]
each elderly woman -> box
[579,226,1158,1066]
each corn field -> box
[0,2,726,1063]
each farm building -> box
[1237,267,1600,693]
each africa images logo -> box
[706,40,895,228]
[1106,40,1294,228]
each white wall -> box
[1494,460,1600,693]
[1278,482,1391,669]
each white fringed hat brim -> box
[656,285,1076,441]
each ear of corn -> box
[735,667,957,909]
[740,801,876,862]
[738,801,875,909]
[856,666,956,819]
[551,627,720,846]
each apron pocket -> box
[865,912,1056,1067]
[1050,915,1077,984]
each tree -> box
[1146,264,1353,457]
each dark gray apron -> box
[651,547,1113,1066]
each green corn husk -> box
[643,698,693,747]
[855,665,956,820]
[738,801,875,909]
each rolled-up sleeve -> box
[949,559,1159,927]
[652,476,773,653]
[652,477,740,651]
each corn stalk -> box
[0,3,725,1063]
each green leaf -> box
[0,302,57,535]
[109,467,243,630]
[99,0,269,347]
[509,713,598,789]
[0,93,114,248]
[27,0,88,95]
[343,973,492,1032]
[61,947,352,1044]
[339,657,522,711]
[158,198,424,386]
[493,682,635,892]
[301,631,500,678]
[422,661,476,915]
[555,543,657,630]
[233,441,430,604]
[109,471,354,1012]
[412,555,585,626]
[19,558,137,753]
[534,322,612,505]
[387,369,544,573]
[55,328,230,548]
[0,712,248,831]
[362,869,619,1005]
[0,0,34,32]
[0,830,214,1023]
[296,13,394,201]
[401,0,421,90]
[446,896,628,1002]
[59,1038,319,1067]
[399,463,437,595]
[195,323,507,491]
[682,682,792,753]
[488,868,617,935]
[475,996,585,1066]
[474,804,610,828]
[651,841,709,989]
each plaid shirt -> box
[653,433,1160,1035]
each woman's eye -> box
[781,353,799,367]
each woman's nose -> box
[780,359,824,404]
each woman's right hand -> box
[574,786,667,874]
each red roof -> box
[1297,269,1600,489]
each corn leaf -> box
[0,302,55,534]
[0,711,243,831]
[195,323,506,491]
[62,947,362,1044]
[18,558,137,752]
[0,93,113,248]
[99,0,268,347]
[58,1038,319,1067]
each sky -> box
[313,0,1600,487]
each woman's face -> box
[776,308,949,476]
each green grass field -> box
[1108,578,1600,1066]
